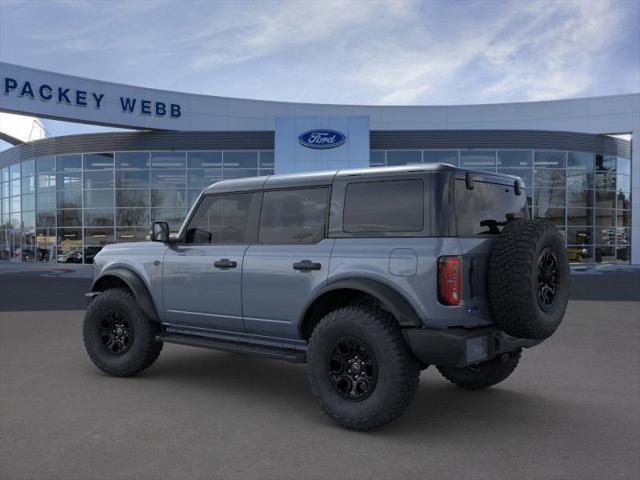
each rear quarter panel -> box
[328,237,496,329]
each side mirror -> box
[150,222,170,242]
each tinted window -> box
[185,193,256,244]
[455,180,528,236]
[259,188,328,244]
[343,180,424,233]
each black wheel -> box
[489,219,570,339]
[83,288,163,377]
[437,349,521,390]
[307,304,420,431]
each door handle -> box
[293,260,321,271]
[214,258,237,269]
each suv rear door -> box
[162,192,260,333]
[242,187,333,341]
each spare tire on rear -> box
[488,219,569,340]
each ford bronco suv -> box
[84,164,569,430]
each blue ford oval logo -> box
[298,129,346,149]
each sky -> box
[0,0,639,142]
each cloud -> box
[353,0,633,105]
[185,0,413,71]
[0,0,637,106]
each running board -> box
[156,332,306,363]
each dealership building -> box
[0,62,638,265]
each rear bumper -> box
[403,326,542,368]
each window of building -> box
[616,157,631,176]
[151,208,187,232]
[370,151,385,167]
[116,189,150,208]
[535,151,566,168]
[151,170,186,189]
[57,190,82,209]
[567,151,594,169]
[534,169,566,188]
[187,169,221,189]
[150,152,186,169]
[84,170,114,189]
[223,151,258,169]
[151,189,187,209]
[21,159,35,176]
[423,150,458,166]
[116,170,149,188]
[259,151,275,172]
[386,150,421,166]
[57,171,82,190]
[84,209,115,227]
[258,188,328,244]
[116,152,149,169]
[460,150,496,171]
[84,190,114,209]
[498,150,532,168]
[83,153,114,170]
[184,193,257,244]
[57,155,82,171]
[343,180,424,233]
[35,157,55,174]
[187,151,221,169]
[117,208,150,227]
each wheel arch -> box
[299,278,422,339]
[91,268,159,322]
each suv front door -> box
[162,192,260,333]
[242,187,333,341]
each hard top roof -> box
[203,163,522,194]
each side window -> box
[184,193,257,244]
[258,188,329,244]
[343,179,424,233]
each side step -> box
[156,332,306,363]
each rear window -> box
[343,180,424,233]
[455,180,528,236]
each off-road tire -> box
[489,219,569,339]
[307,304,420,431]
[437,349,521,390]
[83,288,163,377]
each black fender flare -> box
[91,267,159,321]
[299,278,423,331]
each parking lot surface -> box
[1,268,639,480]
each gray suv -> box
[84,164,569,430]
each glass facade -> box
[371,149,632,264]
[0,147,631,264]
[0,150,274,263]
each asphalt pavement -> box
[0,267,639,480]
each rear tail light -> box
[438,256,462,305]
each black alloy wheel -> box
[328,337,378,402]
[537,247,559,310]
[99,310,134,355]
